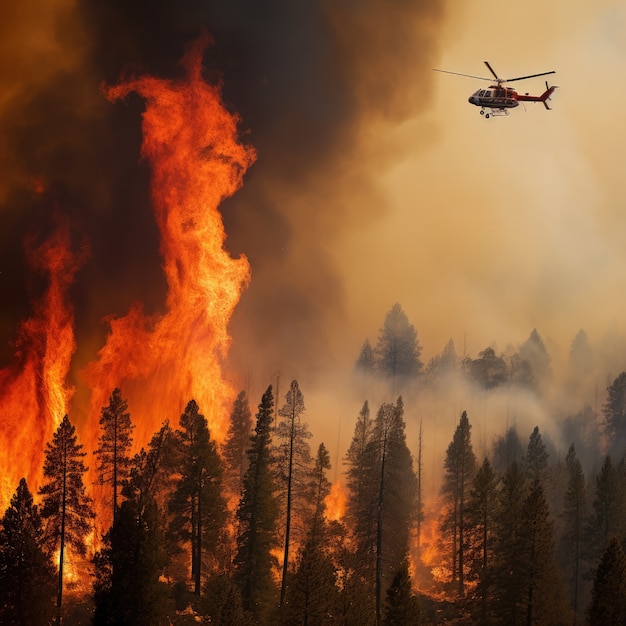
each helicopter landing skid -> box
[479,108,509,119]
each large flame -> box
[84,36,255,451]
[0,217,86,508]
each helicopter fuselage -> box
[468,86,519,110]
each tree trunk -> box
[376,434,387,626]
[280,418,295,607]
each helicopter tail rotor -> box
[541,82,558,109]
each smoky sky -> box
[0,0,445,385]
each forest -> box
[2,303,626,625]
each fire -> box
[324,480,346,522]
[0,218,87,509]
[84,35,256,453]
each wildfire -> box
[324,480,346,522]
[0,218,87,509]
[84,35,255,452]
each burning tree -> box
[39,414,94,626]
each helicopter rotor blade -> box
[505,70,556,83]
[432,68,492,81]
[484,61,500,80]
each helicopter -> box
[433,61,558,118]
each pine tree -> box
[585,455,625,570]
[0,478,56,625]
[345,400,375,547]
[440,410,476,598]
[466,457,499,624]
[94,387,134,526]
[275,379,313,608]
[169,399,227,595]
[586,536,626,625]
[383,558,421,626]
[372,398,417,625]
[223,390,253,496]
[523,426,548,483]
[491,427,524,474]
[374,303,422,384]
[356,339,376,374]
[234,386,280,623]
[492,462,527,625]
[518,328,552,390]
[602,372,626,456]
[282,444,337,626]
[561,443,588,622]
[39,415,94,626]
[519,479,571,626]
[424,338,457,384]
[465,347,508,389]
[93,422,176,625]
[93,491,170,624]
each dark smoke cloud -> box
[0,1,446,390]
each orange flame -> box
[84,35,255,453]
[324,480,346,522]
[0,219,87,508]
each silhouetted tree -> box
[519,479,571,626]
[39,415,94,626]
[93,486,170,624]
[0,478,56,625]
[374,303,422,384]
[466,457,499,624]
[275,379,312,608]
[371,398,417,625]
[568,329,593,377]
[492,462,527,625]
[425,338,457,384]
[585,456,625,570]
[464,347,508,389]
[602,372,626,456]
[440,410,476,598]
[169,399,227,595]
[561,444,588,623]
[282,445,336,626]
[234,386,280,623]
[223,390,253,496]
[523,426,549,483]
[586,536,626,626]
[383,558,421,626]
[518,328,552,390]
[93,421,177,625]
[94,387,134,526]
[491,427,524,474]
[356,339,376,374]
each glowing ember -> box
[0,218,87,509]
[84,35,256,454]
[324,480,346,522]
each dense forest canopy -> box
[3,303,626,624]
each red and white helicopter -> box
[433,61,557,118]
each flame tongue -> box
[0,219,86,506]
[88,37,255,446]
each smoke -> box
[0,0,448,395]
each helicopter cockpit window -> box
[479,90,485,97]
[484,91,491,97]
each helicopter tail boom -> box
[516,84,558,109]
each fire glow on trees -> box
[0,35,256,510]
